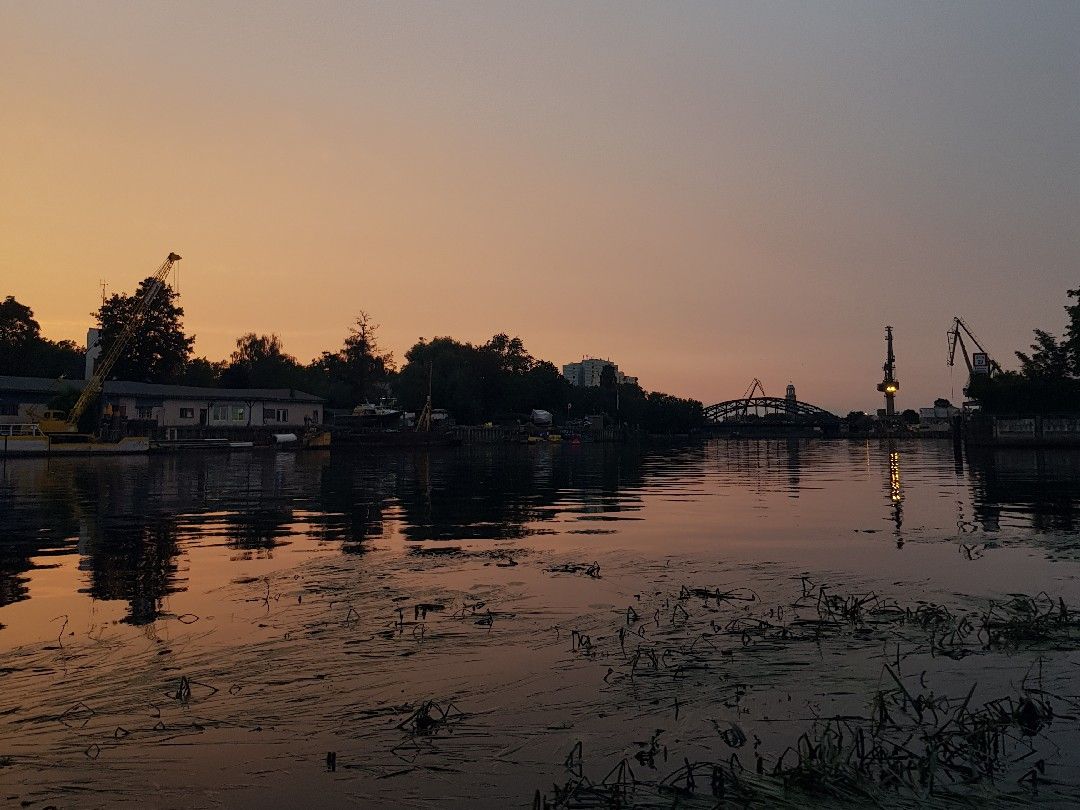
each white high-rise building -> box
[561,358,638,388]
[85,328,102,380]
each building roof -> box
[0,375,323,403]
[0,376,64,395]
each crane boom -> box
[946,316,1001,376]
[737,378,766,417]
[66,253,182,428]
[740,378,766,400]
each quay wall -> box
[966,414,1080,447]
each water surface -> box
[2,440,1080,807]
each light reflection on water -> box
[4,440,1080,807]
[2,439,1080,639]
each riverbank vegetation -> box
[970,288,1080,413]
[0,283,703,433]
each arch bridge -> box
[704,396,840,424]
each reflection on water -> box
[968,446,1080,534]
[3,441,1080,629]
[5,440,1080,808]
[889,444,904,542]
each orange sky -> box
[2,3,1077,413]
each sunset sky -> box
[2,2,1077,413]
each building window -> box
[136,406,155,420]
[212,405,246,422]
[179,407,194,419]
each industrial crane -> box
[736,378,766,418]
[947,316,1001,379]
[740,378,767,400]
[43,253,182,434]
[876,325,899,417]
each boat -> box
[1,423,149,457]
[332,370,459,449]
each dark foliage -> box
[0,296,84,378]
[219,333,308,390]
[971,288,1080,414]
[95,280,193,383]
[394,334,702,433]
[180,357,223,387]
[969,371,1080,414]
[7,286,698,431]
[310,312,394,408]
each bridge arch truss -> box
[704,396,840,423]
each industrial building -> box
[0,375,323,437]
[561,358,639,388]
[919,401,960,436]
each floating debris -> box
[547,562,602,579]
[396,700,466,735]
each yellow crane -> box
[40,252,182,434]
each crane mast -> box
[876,325,899,418]
[63,253,182,430]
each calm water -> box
[3,440,1080,807]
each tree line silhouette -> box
[1,279,703,433]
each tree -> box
[642,391,704,434]
[1013,288,1080,381]
[524,361,567,416]
[969,369,1080,414]
[1063,287,1080,374]
[845,411,874,433]
[220,333,306,389]
[395,337,486,424]
[483,334,535,376]
[312,312,394,408]
[479,334,541,416]
[0,296,41,361]
[393,332,700,432]
[95,279,193,383]
[901,408,920,425]
[1016,329,1072,379]
[36,339,85,379]
[181,357,222,387]
[599,364,617,389]
[0,296,84,378]
[969,288,1080,414]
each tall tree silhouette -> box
[95,280,193,383]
